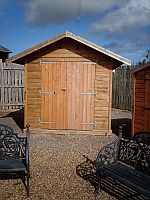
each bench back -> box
[0,124,26,160]
[118,133,150,175]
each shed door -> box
[41,61,95,130]
[144,71,150,131]
[41,62,67,129]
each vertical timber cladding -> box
[40,61,95,130]
[134,71,145,133]
[144,70,150,131]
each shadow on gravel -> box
[111,118,132,138]
[76,155,98,190]
[1,108,24,130]
[76,156,149,200]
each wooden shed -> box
[132,62,150,134]
[7,31,130,135]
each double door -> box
[40,61,95,130]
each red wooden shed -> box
[132,62,150,134]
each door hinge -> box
[81,92,96,96]
[39,90,56,95]
[81,121,96,127]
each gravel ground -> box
[111,108,131,119]
[0,133,117,200]
[0,109,132,200]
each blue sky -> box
[0,0,150,64]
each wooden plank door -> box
[41,61,95,130]
[144,71,150,131]
[66,62,95,130]
[41,62,67,129]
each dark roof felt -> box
[132,62,150,74]
[0,45,12,53]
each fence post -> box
[1,62,5,111]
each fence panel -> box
[0,62,24,111]
[112,66,133,111]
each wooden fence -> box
[112,66,133,111]
[0,62,24,111]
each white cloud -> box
[23,0,150,60]
[24,0,126,26]
[104,42,144,53]
[103,41,149,62]
[89,0,150,58]
[90,0,150,34]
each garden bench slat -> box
[102,163,150,189]
[102,165,150,197]
[0,160,26,172]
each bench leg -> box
[95,171,102,194]
[20,172,29,197]
[26,170,30,197]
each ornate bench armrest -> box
[96,138,120,169]
[16,125,30,171]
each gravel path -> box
[0,109,132,200]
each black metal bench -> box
[96,132,150,198]
[0,124,30,196]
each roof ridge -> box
[7,31,131,66]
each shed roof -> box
[0,45,12,53]
[7,31,131,66]
[132,62,150,74]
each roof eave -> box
[131,62,150,74]
[66,32,131,66]
[0,45,12,53]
